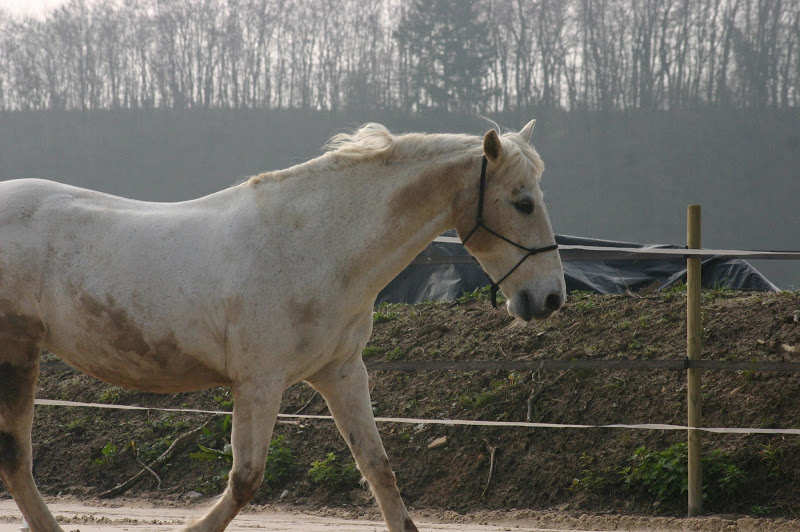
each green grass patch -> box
[362,345,385,358]
[618,442,746,502]
[385,347,405,361]
[308,452,361,491]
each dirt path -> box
[0,499,569,531]
[3,498,800,532]
[0,499,585,532]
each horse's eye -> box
[514,199,534,215]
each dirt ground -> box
[3,498,800,532]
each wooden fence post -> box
[687,204,702,516]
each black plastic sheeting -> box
[377,233,778,305]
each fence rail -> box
[365,359,800,372]
[425,236,800,263]
[30,398,800,436]
[39,358,800,376]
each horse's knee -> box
[370,456,396,487]
[375,456,397,486]
[229,465,262,506]
[360,454,398,497]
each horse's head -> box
[457,120,566,322]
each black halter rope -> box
[461,156,559,308]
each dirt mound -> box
[6,288,800,519]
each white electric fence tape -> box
[34,398,800,435]
[431,236,800,261]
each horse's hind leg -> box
[185,376,283,532]
[309,356,417,532]
[0,338,62,531]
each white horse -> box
[0,121,565,532]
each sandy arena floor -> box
[3,498,800,532]
[0,498,592,532]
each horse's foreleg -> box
[309,357,418,532]
[185,377,283,532]
[0,350,62,532]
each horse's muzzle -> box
[510,290,565,322]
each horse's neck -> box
[339,154,478,298]
[248,151,478,305]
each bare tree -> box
[536,0,569,109]
[1,0,799,112]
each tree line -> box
[1,0,798,112]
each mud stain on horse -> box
[75,294,228,391]
[0,431,21,475]
[372,455,396,487]
[339,160,469,291]
[80,294,105,318]
[109,308,152,360]
[0,362,36,414]
[288,298,321,326]
[150,332,181,370]
[386,161,467,226]
[0,299,46,343]
[79,294,166,369]
[230,465,260,506]
[0,363,22,407]
[295,335,313,355]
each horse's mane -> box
[324,123,482,162]
[247,122,541,185]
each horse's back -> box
[0,178,160,243]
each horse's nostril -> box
[545,292,563,311]
[519,291,532,316]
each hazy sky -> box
[0,0,73,18]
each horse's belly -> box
[51,342,230,393]
[44,311,230,394]
[39,275,231,392]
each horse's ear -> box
[483,129,502,163]
[519,119,536,144]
